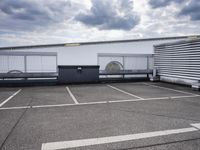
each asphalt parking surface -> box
[69,84,134,103]
[0,82,200,150]
[3,86,74,107]
[0,88,19,104]
[111,83,191,98]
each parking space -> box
[147,82,200,96]
[112,96,200,122]
[3,86,74,108]
[69,84,135,103]
[0,82,200,150]
[110,82,195,99]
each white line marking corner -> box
[0,89,21,107]
[143,83,197,96]
[107,84,143,100]
[191,123,200,130]
[66,86,79,104]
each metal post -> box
[147,56,149,78]
[7,55,9,73]
[97,55,99,66]
[24,55,27,73]
[153,68,157,77]
[122,56,125,79]
[56,54,58,73]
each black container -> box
[58,65,99,83]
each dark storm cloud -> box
[179,0,200,20]
[149,0,183,8]
[0,0,73,31]
[75,0,140,31]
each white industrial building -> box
[0,35,199,86]
[0,36,191,72]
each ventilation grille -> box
[154,40,200,80]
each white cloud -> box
[0,0,200,47]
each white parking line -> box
[110,95,200,103]
[41,125,198,150]
[0,89,21,107]
[109,97,169,103]
[191,123,200,129]
[32,101,107,109]
[0,106,30,110]
[171,95,200,99]
[143,83,198,96]
[1,94,199,110]
[107,84,144,99]
[66,87,79,104]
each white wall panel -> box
[27,56,57,72]
[8,56,24,72]
[124,57,147,70]
[148,57,154,69]
[0,52,57,74]
[0,56,8,73]
[41,56,57,72]
[12,38,181,66]
[27,56,42,72]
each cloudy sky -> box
[0,0,200,46]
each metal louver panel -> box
[154,39,200,81]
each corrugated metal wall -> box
[154,39,200,84]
